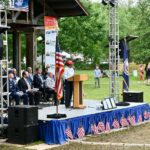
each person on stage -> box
[9,73,28,105]
[18,71,41,105]
[45,72,57,105]
[27,67,33,86]
[64,60,75,108]
[94,65,102,88]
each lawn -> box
[76,70,150,103]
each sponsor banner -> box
[44,16,58,30]
[0,0,29,12]
[45,16,58,75]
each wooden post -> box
[13,31,21,76]
[26,31,37,72]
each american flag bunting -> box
[112,119,120,129]
[77,126,85,139]
[65,128,73,140]
[120,116,129,127]
[97,121,105,132]
[91,124,99,135]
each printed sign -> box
[44,16,58,75]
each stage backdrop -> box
[0,0,29,12]
[44,16,58,75]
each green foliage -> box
[58,0,108,65]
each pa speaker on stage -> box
[8,124,38,144]
[0,33,3,60]
[8,105,38,144]
[8,105,38,126]
[123,91,143,103]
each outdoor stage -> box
[38,100,150,144]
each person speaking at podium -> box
[64,60,75,108]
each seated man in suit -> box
[33,68,44,90]
[9,73,28,105]
[27,67,33,86]
[18,71,41,105]
[45,72,57,105]
[12,68,20,85]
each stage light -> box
[102,0,109,5]
[110,0,115,7]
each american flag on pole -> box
[77,126,85,139]
[65,128,73,140]
[120,116,129,127]
[138,115,142,123]
[128,115,136,126]
[105,122,110,132]
[91,123,99,135]
[97,121,105,132]
[55,39,64,100]
[112,119,120,129]
[144,111,149,120]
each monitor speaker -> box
[123,91,143,103]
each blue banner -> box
[121,40,129,91]
[12,0,29,11]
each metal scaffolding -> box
[0,9,9,132]
[108,0,120,101]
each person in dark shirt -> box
[9,73,28,105]
[18,71,41,105]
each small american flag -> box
[97,121,105,132]
[120,117,129,127]
[91,124,99,135]
[128,115,136,126]
[138,115,142,123]
[65,128,73,140]
[148,112,150,119]
[112,119,120,129]
[55,39,64,100]
[77,126,85,139]
[144,111,149,120]
[105,122,110,132]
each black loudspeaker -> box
[8,105,39,144]
[8,105,38,126]
[8,124,38,144]
[123,91,143,103]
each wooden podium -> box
[68,74,88,109]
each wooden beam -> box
[26,32,37,71]
[13,31,21,76]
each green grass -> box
[76,70,150,103]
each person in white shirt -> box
[45,72,57,105]
[64,60,75,108]
[94,65,102,88]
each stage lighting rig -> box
[102,0,116,7]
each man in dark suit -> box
[9,73,28,105]
[33,68,44,90]
[18,71,41,105]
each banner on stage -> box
[44,16,58,75]
[0,0,29,12]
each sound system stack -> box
[123,91,143,103]
[8,105,39,144]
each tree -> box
[58,0,108,65]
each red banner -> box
[44,16,58,29]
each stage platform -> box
[38,100,150,144]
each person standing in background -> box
[64,60,75,108]
[94,65,102,88]
[146,63,150,85]
[139,64,144,81]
